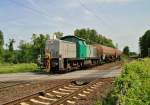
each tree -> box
[74,28,115,48]
[139,30,150,57]
[18,40,34,63]
[3,39,15,63]
[0,30,4,62]
[32,34,49,62]
[8,39,15,52]
[53,32,63,39]
[123,46,130,56]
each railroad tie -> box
[96,82,103,85]
[59,88,74,92]
[68,84,81,88]
[30,99,50,105]
[56,95,62,98]
[92,84,99,87]
[83,90,90,94]
[90,86,97,89]
[72,96,80,100]
[66,100,76,104]
[38,96,57,101]
[78,93,86,97]
[46,93,55,97]
[64,86,78,90]
[20,102,30,105]
[52,90,70,95]
[87,88,93,91]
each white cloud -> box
[83,9,92,15]
[53,17,65,22]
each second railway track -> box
[3,78,114,105]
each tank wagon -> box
[44,35,122,73]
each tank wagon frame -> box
[44,35,122,73]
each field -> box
[0,63,38,73]
[98,58,150,105]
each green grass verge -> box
[94,58,150,105]
[0,63,38,73]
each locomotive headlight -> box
[59,54,62,58]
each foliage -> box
[74,28,115,48]
[129,52,137,56]
[123,46,130,56]
[93,101,102,105]
[3,34,49,63]
[0,30,4,62]
[3,50,15,63]
[17,41,34,63]
[101,58,150,105]
[32,34,49,62]
[53,31,63,39]
[0,63,37,73]
[3,39,16,63]
[139,30,150,57]
[8,39,15,52]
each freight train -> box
[44,35,122,73]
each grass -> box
[0,63,38,73]
[94,58,150,105]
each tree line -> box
[0,28,116,64]
[0,30,49,63]
[74,28,115,48]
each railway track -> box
[0,81,33,90]
[3,78,112,105]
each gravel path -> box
[0,62,122,81]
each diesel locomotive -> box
[44,35,122,73]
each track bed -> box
[2,78,114,105]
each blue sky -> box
[0,0,150,52]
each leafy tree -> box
[0,30,4,62]
[74,28,115,48]
[18,41,33,63]
[130,52,137,56]
[53,32,63,39]
[3,50,15,63]
[8,39,15,52]
[3,39,15,63]
[139,30,150,57]
[32,34,49,62]
[123,46,130,56]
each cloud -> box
[53,17,65,22]
[83,9,92,15]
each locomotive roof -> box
[61,35,86,41]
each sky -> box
[0,0,150,52]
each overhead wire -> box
[77,0,112,30]
[7,0,76,28]
[7,0,52,20]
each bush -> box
[0,63,37,73]
[100,58,150,105]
